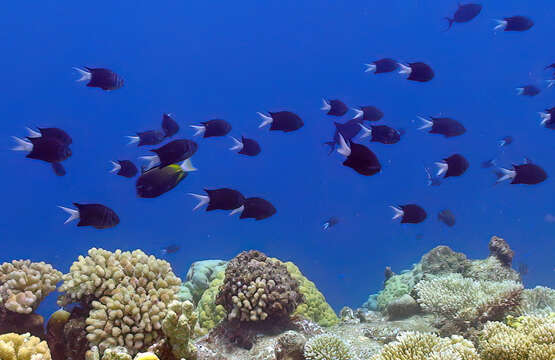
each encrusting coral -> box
[0,332,52,360]
[177,260,227,305]
[0,260,62,314]
[57,248,181,355]
[161,300,198,360]
[303,334,353,360]
[196,269,227,334]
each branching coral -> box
[0,260,62,314]
[514,286,555,317]
[0,332,52,360]
[303,334,353,360]
[161,300,197,360]
[464,256,520,282]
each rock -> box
[386,294,420,320]
[355,308,382,323]
[274,331,306,360]
[339,307,359,324]
[488,236,514,267]
[420,246,469,275]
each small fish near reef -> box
[364,58,398,74]
[189,188,246,214]
[12,135,72,164]
[191,119,232,138]
[336,134,381,176]
[496,162,547,185]
[110,160,138,178]
[398,62,435,82]
[538,107,555,129]
[127,130,165,146]
[239,197,276,220]
[161,244,180,255]
[140,139,198,169]
[321,98,348,117]
[359,124,401,144]
[444,3,482,31]
[418,116,466,137]
[162,113,179,138]
[494,16,534,32]
[258,111,304,132]
[438,209,456,227]
[58,203,120,229]
[229,136,261,157]
[499,136,514,147]
[516,85,540,97]
[435,154,469,178]
[323,216,339,230]
[136,159,197,198]
[390,204,427,224]
[352,106,384,122]
[26,127,72,146]
[73,67,124,91]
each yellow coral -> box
[0,333,51,360]
[196,269,226,334]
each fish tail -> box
[11,136,33,152]
[443,17,454,31]
[58,206,80,224]
[323,141,335,155]
[73,67,91,82]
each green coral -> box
[161,300,198,360]
[304,334,352,360]
[376,269,419,310]
[196,269,226,334]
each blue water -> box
[1,1,554,318]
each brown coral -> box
[488,236,514,267]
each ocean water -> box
[1,0,554,321]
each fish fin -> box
[229,205,245,216]
[496,168,516,182]
[11,136,33,152]
[443,17,454,32]
[494,19,507,31]
[425,167,432,185]
[126,136,140,145]
[516,87,524,95]
[352,108,364,119]
[324,141,335,155]
[320,98,331,111]
[58,206,80,224]
[364,63,376,73]
[398,63,412,75]
[110,161,121,173]
[435,161,449,176]
[189,193,209,210]
[547,80,555,88]
[73,67,91,82]
[359,124,372,139]
[498,140,506,147]
[257,112,273,128]
[538,112,551,126]
[323,222,330,230]
[390,206,404,220]
[336,134,351,157]
[139,155,160,170]
[229,136,244,151]
[26,127,41,138]
[179,158,197,172]
[417,116,433,130]
[190,125,206,137]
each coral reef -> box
[464,256,520,282]
[420,246,469,275]
[215,250,303,323]
[274,330,306,360]
[0,260,62,314]
[303,334,353,360]
[376,268,421,310]
[161,300,197,360]
[46,308,70,360]
[488,235,514,267]
[0,332,52,360]
[196,269,227,334]
[515,286,555,316]
[0,307,45,338]
[177,260,227,305]
[86,346,161,360]
[385,294,420,320]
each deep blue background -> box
[1,1,554,317]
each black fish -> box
[59,203,119,229]
[418,116,466,137]
[321,99,348,116]
[353,106,384,122]
[365,58,398,74]
[73,67,124,91]
[161,244,180,255]
[399,62,435,82]
[516,85,540,97]
[391,204,427,224]
[191,119,231,138]
[26,127,72,146]
[539,107,555,129]
[12,136,71,163]
[436,154,469,178]
[189,188,246,213]
[444,3,482,30]
[127,130,165,146]
[481,159,497,168]
[325,119,364,154]
[110,160,138,178]
[229,136,261,156]
[425,167,442,186]
[499,136,514,147]
[136,160,197,198]
[359,124,401,144]
[240,197,276,220]
[141,139,198,169]
[545,63,555,70]
[162,113,179,138]
[323,217,339,230]
[438,209,456,227]
[52,163,66,176]
[258,111,304,132]
[497,163,547,185]
[495,16,534,32]
[337,135,381,176]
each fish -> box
[73,67,124,91]
[110,160,138,178]
[538,107,555,129]
[162,113,179,138]
[336,134,381,176]
[359,124,401,144]
[127,130,165,146]
[239,197,276,220]
[140,139,198,169]
[26,127,72,146]
[516,85,540,97]
[438,209,456,227]
[435,154,469,178]
[189,188,246,214]
[352,106,384,122]
[321,98,348,116]
[496,163,547,185]
[398,62,435,82]
[136,159,197,198]
[161,244,180,255]
[229,136,261,156]
[12,136,71,163]
[51,163,66,176]
[499,136,514,147]
[494,16,534,32]
[417,116,466,137]
[444,3,482,30]
[518,263,528,276]
[364,58,398,74]
[58,203,120,229]
[191,119,232,138]
[481,159,497,168]
[325,119,364,154]
[390,204,427,224]
[258,111,304,132]
[425,167,442,186]
[323,217,339,230]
